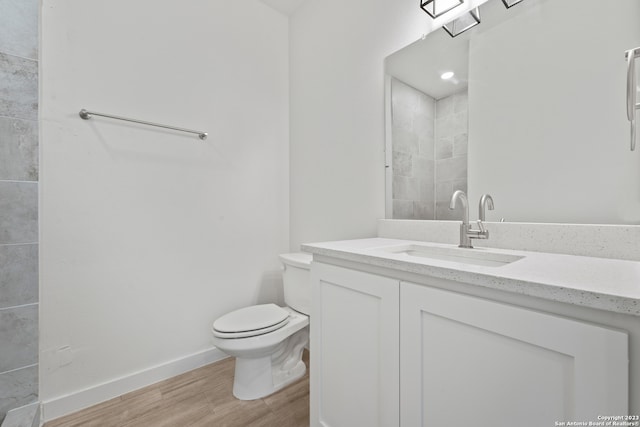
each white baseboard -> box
[41,347,228,423]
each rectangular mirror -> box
[385,0,640,224]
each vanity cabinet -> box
[400,281,628,427]
[310,262,400,427]
[310,262,629,427]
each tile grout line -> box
[0,302,39,312]
[0,180,39,184]
[0,363,38,377]
[0,242,38,246]
[0,50,38,63]
[0,114,38,122]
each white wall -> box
[288,0,424,251]
[468,0,640,224]
[289,0,487,251]
[39,0,289,418]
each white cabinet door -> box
[400,281,628,427]
[311,262,400,427]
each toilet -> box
[211,253,311,400]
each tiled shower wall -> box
[0,0,39,422]
[391,77,467,220]
[434,90,468,220]
[391,78,436,219]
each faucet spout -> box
[449,190,469,226]
[479,194,494,222]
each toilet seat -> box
[212,304,290,339]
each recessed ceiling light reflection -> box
[441,71,455,80]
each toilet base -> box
[232,328,308,400]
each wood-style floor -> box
[44,351,310,427]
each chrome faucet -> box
[479,194,494,222]
[476,193,495,238]
[449,190,494,248]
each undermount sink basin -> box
[372,244,524,268]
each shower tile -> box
[436,96,453,117]
[392,151,412,177]
[418,93,436,119]
[436,137,453,160]
[0,182,38,244]
[436,156,467,182]
[436,200,463,221]
[392,79,419,113]
[436,181,453,203]
[419,177,435,203]
[391,108,415,134]
[0,305,38,373]
[414,201,435,220]
[413,117,434,142]
[453,91,468,114]
[0,53,38,121]
[452,179,467,195]
[418,134,435,160]
[0,117,38,181]
[453,133,468,157]
[391,107,412,132]
[0,0,39,60]
[392,175,419,200]
[1,402,39,427]
[453,110,468,133]
[435,116,454,139]
[0,244,37,309]
[392,128,419,154]
[393,199,414,219]
[413,156,433,180]
[391,78,440,217]
[0,364,38,421]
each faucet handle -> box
[476,220,486,233]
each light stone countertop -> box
[301,238,640,317]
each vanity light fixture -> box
[420,0,464,19]
[501,0,524,8]
[443,7,480,38]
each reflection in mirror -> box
[385,0,640,224]
[385,7,472,220]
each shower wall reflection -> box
[390,78,468,220]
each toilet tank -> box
[279,253,312,315]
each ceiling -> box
[385,0,504,100]
[385,28,470,100]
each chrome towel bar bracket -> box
[79,109,208,140]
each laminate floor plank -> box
[121,392,213,427]
[44,350,310,427]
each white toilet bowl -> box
[211,253,312,400]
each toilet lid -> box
[213,304,289,336]
[212,317,289,339]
